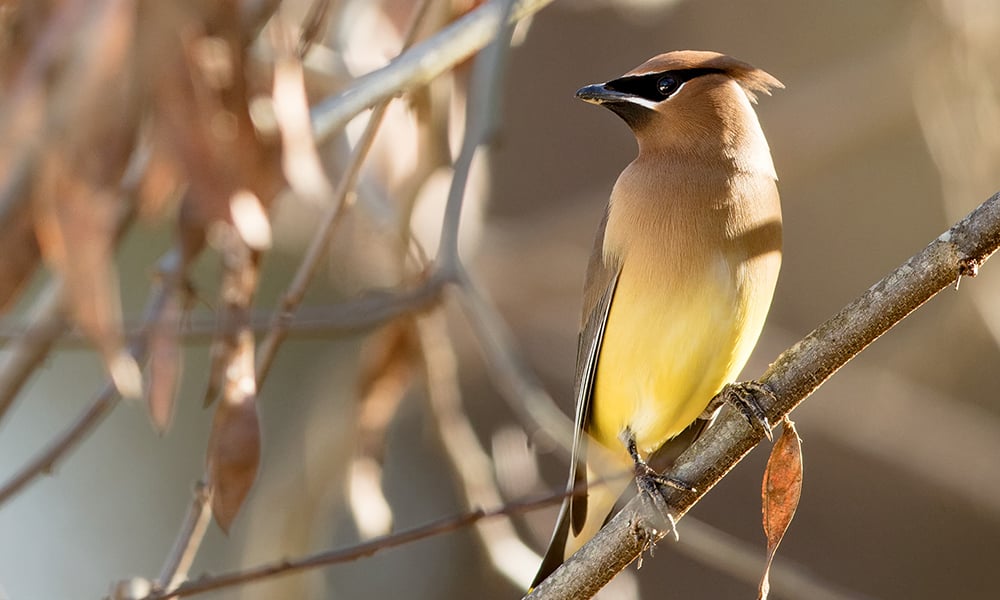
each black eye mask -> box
[604,68,725,102]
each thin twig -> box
[295,0,333,58]
[142,492,565,599]
[0,281,65,420]
[526,190,1000,599]
[434,0,517,276]
[0,291,446,346]
[156,481,213,593]
[420,0,577,459]
[403,6,550,586]
[451,271,576,454]
[0,249,182,506]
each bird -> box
[531,50,783,588]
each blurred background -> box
[1,0,999,599]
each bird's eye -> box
[656,74,681,97]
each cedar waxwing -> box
[532,50,783,587]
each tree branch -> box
[142,493,564,599]
[527,190,1000,599]
[309,0,554,144]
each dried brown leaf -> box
[144,1,282,257]
[0,196,41,314]
[25,0,143,396]
[206,331,261,533]
[146,291,184,434]
[204,227,261,531]
[758,417,803,600]
[34,164,140,397]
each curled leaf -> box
[759,417,803,600]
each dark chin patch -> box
[605,101,652,130]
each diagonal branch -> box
[309,0,554,143]
[527,190,1000,599]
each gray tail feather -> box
[530,496,573,589]
[530,417,712,589]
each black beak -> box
[576,83,630,105]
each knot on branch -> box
[958,256,981,278]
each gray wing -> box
[532,210,621,587]
[567,225,621,534]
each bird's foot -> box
[715,381,775,441]
[620,428,694,542]
[633,457,696,494]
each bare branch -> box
[310,0,554,143]
[0,292,447,347]
[435,0,518,275]
[156,482,213,594]
[0,281,65,420]
[142,493,564,599]
[452,273,576,456]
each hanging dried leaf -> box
[35,165,141,398]
[205,226,261,531]
[758,417,803,600]
[27,0,143,397]
[143,0,283,258]
[0,198,41,314]
[206,330,261,533]
[146,289,184,434]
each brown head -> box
[577,51,782,161]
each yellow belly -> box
[590,255,773,458]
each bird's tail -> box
[530,472,628,589]
[529,417,712,590]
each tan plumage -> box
[532,51,783,588]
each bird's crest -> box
[625,50,783,103]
